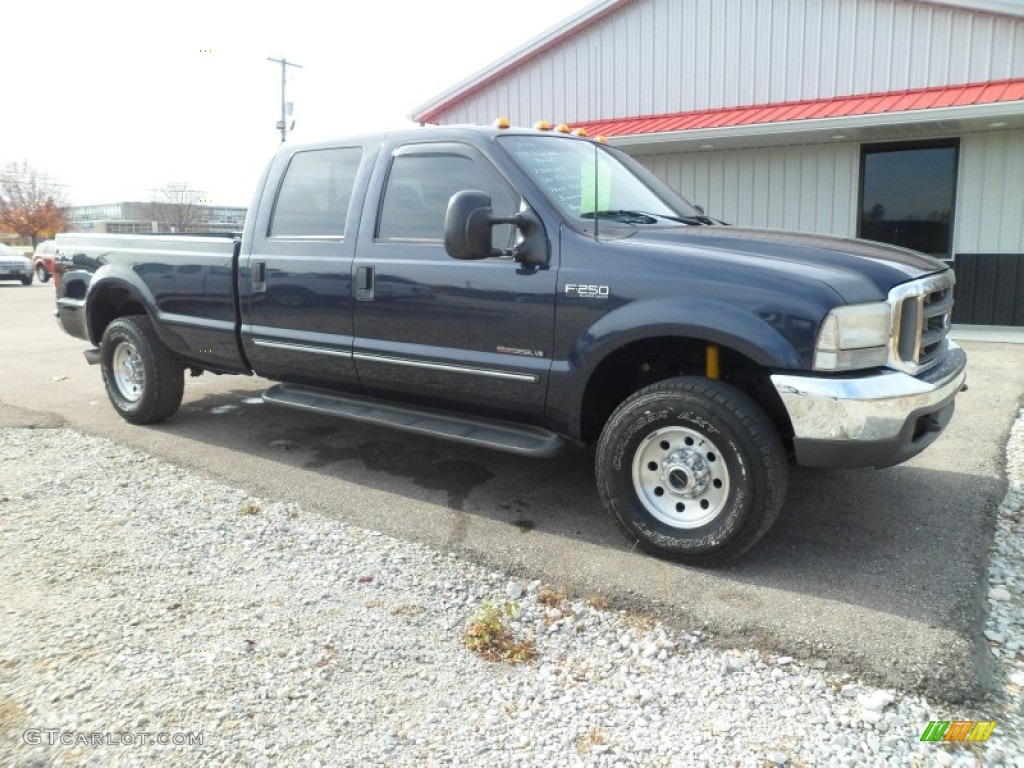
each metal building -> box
[412,0,1024,326]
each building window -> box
[858,140,959,259]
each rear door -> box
[351,140,557,423]
[240,144,371,389]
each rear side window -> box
[270,147,363,238]
[377,151,518,243]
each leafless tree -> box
[146,183,206,232]
[0,161,68,246]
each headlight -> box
[813,302,891,371]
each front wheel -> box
[100,316,184,424]
[20,274,32,286]
[35,264,50,282]
[596,376,788,565]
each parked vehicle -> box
[0,243,32,285]
[53,125,967,563]
[32,240,57,282]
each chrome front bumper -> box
[770,342,967,468]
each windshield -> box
[497,134,703,228]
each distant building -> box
[64,202,246,234]
[414,0,1024,326]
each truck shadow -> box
[159,385,1002,633]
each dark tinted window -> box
[377,150,518,243]
[270,147,363,237]
[859,141,958,258]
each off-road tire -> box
[596,376,787,565]
[100,315,184,424]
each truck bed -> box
[54,232,247,374]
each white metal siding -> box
[637,144,860,236]
[955,129,1024,253]
[435,0,1024,126]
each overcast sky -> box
[1,0,594,207]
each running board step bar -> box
[262,384,571,458]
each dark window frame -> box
[857,138,960,260]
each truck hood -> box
[618,226,948,303]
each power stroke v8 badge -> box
[565,283,609,299]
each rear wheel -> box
[596,376,787,565]
[35,264,50,282]
[100,316,184,424]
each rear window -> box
[270,147,363,238]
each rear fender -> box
[85,266,160,346]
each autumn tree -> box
[0,161,68,246]
[145,182,206,232]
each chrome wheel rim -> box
[631,426,731,529]
[111,341,144,402]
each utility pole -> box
[267,56,302,143]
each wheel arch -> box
[576,334,793,445]
[557,299,809,443]
[85,268,159,346]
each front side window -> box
[859,140,958,258]
[270,147,364,238]
[377,149,518,243]
[498,135,701,227]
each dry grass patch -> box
[464,601,536,664]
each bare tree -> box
[146,183,206,232]
[0,161,68,246]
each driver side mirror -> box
[444,190,548,266]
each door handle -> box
[252,260,267,293]
[355,265,374,301]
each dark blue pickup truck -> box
[54,124,967,563]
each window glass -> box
[499,135,701,225]
[377,151,518,244]
[270,147,363,237]
[859,142,958,258]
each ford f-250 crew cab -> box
[54,124,967,564]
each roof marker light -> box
[493,117,510,129]
[571,128,588,136]
[534,120,552,131]
[555,123,571,133]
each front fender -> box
[546,298,817,439]
[577,298,811,372]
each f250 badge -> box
[565,283,610,299]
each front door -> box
[352,141,557,424]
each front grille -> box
[889,271,955,375]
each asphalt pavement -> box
[2,280,1021,701]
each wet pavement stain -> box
[303,439,494,511]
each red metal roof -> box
[569,79,1024,138]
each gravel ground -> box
[0,415,1022,767]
